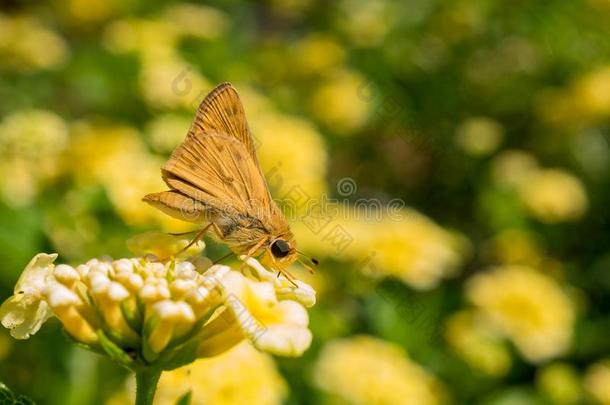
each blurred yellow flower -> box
[163,3,228,40]
[490,149,539,188]
[485,228,544,267]
[455,117,504,157]
[337,0,395,47]
[61,0,115,23]
[139,57,212,110]
[517,169,588,223]
[0,13,69,71]
[0,109,68,207]
[146,113,192,153]
[444,310,511,377]
[584,360,610,405]
[310,69,371,134]
[294,207,466,290]
[538,66,610,127]
[291,33,346,76]
[224,85,329,204]
[110,342,287,405]
[104,3,228,59]
[103,19,178,59]
[250,110,328,201]
[536,362,582,405]
[140,342,287,405]
[103,15,215,110]
[313,336,445,405]
[68,121,188,230]
[466,265,575,363]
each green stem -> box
[135,368,162,405]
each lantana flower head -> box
[0,233,316,403]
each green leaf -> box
[175,391,192,405]
[0,382,35,405]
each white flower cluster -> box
[1,251,316,370]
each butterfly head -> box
[260,234,298,271]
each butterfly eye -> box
[271,239,291,258]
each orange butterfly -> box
[144,83,311,280]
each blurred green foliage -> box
[1,0,610,404]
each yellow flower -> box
[248,108,328,201]
[1,248,316,370]
[444,310,511,377]
[162,3,228,40]
[490,149,539,188]
[584,360,610,405]
[0,13,69,71]
[517,169,588,223]
[109,342,287,405]
[291,34,346,76]
[68,121,188,230]
[455,117,504,157]
[466,265,575,363]
[537,66,610,127]
[336,0,395,47]
[490,151,588,223]
[140,342,287,405]
[537,362,582,405]
[485,228,544,267]
[103,19,177,60]
[309,69,371,134]
[313,336,445,405]
[103,17,212,110]
[61,0,115,23]
[139,56,212,110]
[0,109,68,206]
[293,207,467,290]
[0,254,56,339]
[197,257,315,358]
[146,113,192,153]
[224,85,329,204]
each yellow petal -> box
[14,253,58,295]
[0,294,53,339]
[219,270,313,356]
[0,253,57,339]
[127,231,205,259]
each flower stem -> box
[135,368,162,405]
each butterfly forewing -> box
[162,131,276,222]
[190,83,259,164]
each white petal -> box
[14,253,57,295]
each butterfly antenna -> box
[296,250,319,274]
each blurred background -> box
[1,0,610,404]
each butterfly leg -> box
[239,238,268,272]
[168,230,200,237]
[211,223,225,239]
[157,223,213,261]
